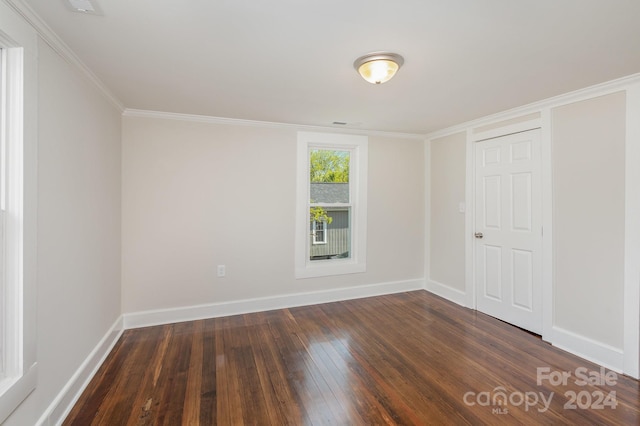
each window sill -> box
[296,259,366,279]
[0,363,37,423]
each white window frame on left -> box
[0,2,38,422]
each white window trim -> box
[0,2,38,422]
[295,132,367,279]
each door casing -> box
[464,116,552,342]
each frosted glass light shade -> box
[354,52,404,84]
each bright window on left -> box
[0,4,39,418]
[0,43,21,397]
[0,47,5,384]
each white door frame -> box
[464,117,553,342]
[624,83,640,378]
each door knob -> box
[474,232,483,239]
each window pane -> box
[309,150,349,203]
[309,207,350,261]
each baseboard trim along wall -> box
[425,284,626,375]
[123,279,426,329]
[425,280,467,307]
[37,317,124,426]
[42,279,424,424]
[37,278,629,425]
[550,326,624,374]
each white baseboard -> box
[36,279,424,425]
[425,281,626,375]
[33,280,629,426]
[550,326,624,373]
[37,316,124,426]
[425,279,467,307]
[123,279,426,329]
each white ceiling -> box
[20,0,640,134]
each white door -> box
[474,129,542,334]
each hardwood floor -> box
[64,291,640,425]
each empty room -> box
[1,0,639,424]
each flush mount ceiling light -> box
[353,52,404,84]
[66,0,102,15]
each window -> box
[295,132,368,278]
[312,220,327,245]
[0,4,38,421]
[0,47,4,382]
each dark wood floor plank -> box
[198,319,217,425]
[182,320,204,425]
[63,290,640,425]
[286,305,380,425]
[214,316,244,425]
[244,313,302,425]
[72,326,166,426]
[232,318,271,425]
[269,308,341,425]
[122,325,174,426]
[154,321,193,426]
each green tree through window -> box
[310,150,349,183]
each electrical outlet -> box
[217,265,226,277]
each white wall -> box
[4,37,122,425]
[428,132,466,293]
[552,92,626,349]
[121,116,425,314]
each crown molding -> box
[4,0,124,112]
[123,109,426,140]
[426,72,640,140]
